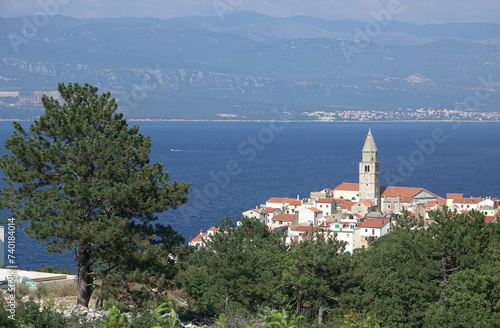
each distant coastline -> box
[2,119,500,123]
[126,119,500,123]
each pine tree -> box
[283,230,347,325]
[183,216,288,313]
[0,83,190,307]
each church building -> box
[333,128,442,216]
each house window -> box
[372,229,375,235]
[326,212,329,215]
[320,205,323,208]
[279,221,283,225]
[365,229,368,232]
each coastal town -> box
[1,91,499,122]
[303,108,500,121]
[190,128,500,253]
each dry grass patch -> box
[11,282,97,309]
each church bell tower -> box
[359,128,381,209]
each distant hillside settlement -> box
[1,91,500,121]
[303,109,500,121]
[0,91,60,105]
[190,129,499,253]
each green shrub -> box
[103,300,128,313]
[103,306,130,328]
[0,301,16,328]
[150,302,180,328]
[264,309,303,328]
[34,265,72,275]
[16,300,85,328]
[128,309,157,328]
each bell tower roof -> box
[362,128,378,153]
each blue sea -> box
[1,121,499,272]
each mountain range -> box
[0,12,499,119]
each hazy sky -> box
[1,0,500,24]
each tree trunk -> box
[295,288,302,317]
[76,242,94,307]
[318,294,325,325]
[224,285,229,310]
[96,297,104,310]
[442,260,450,312]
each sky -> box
[1,0,500,24]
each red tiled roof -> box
[380,186,423,198]
[341,201,357,209]
[359,219,390,228]
[425,200,436,208]
[266,197,295,204]
[335,183,428,199]
[447,193,464,199]
[360,200,376,208]
[245,207,282,214]
[400,197,413,203]
[485,216,496,223]
[191,232,207,242]
[453,197,483,204]
[308,207,323,213]
[425,197,446,208]
[272,214,298,222]
[317,198,335,203]
[208,226,217,231]
[289,200,302,206]
[334,198,347,204]
[334,182,359,191]
[288,225,324,232]
[262,207,278,213]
